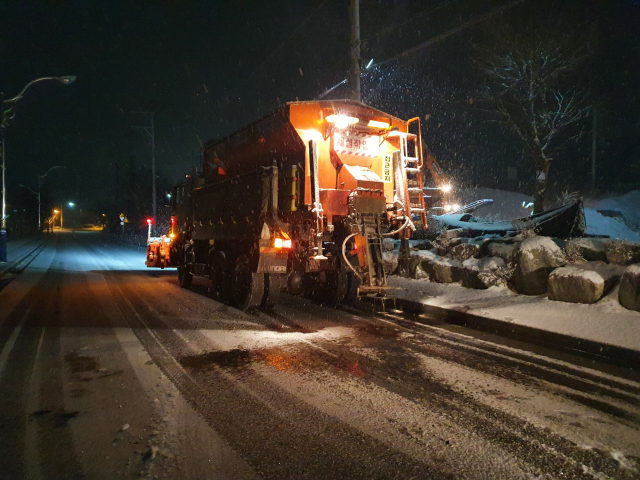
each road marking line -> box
[0,309,29,378]
[25,327,46,480]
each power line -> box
[372,0,526,69]
[316,0,526,100]
[362,0,454,43]
[248,0,329,80]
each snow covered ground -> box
[584,190,640,242]
[387,188,640,352]
[458,188,640,242]
[388,276,640,351]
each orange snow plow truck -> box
[150,100,436,309]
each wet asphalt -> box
[0,231,639,479]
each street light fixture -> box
[60,201,75,230]
[1,76,76,261]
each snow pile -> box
[458,187,640,242]
[584,191,640,242]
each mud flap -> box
[231,255,264,310]
[262,274,286,308]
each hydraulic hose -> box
[341,233,362,282]
[382,216,412,237]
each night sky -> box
[1,0,639,224]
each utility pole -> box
[1,117,5,262]
[591,107,597,189]
[349,0,361,102]
[131,111,156,232]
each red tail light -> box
[274,238,293,249]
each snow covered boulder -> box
[548,262,623,304]
[460,257,506,289]
[605,241,640,266]
[414,250,439,279]
[409,240,433,251]
[451,243,481,261]
[565,238,607,262]
[382,250,399,275]
[422,257,462,283]
[382,238,398,252]
[414,249,439,263]
[513,236,566,295]
[486,242,517,263]
[619,264,640,312]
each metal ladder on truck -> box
[400,117,427,229]
[394,118,427,276]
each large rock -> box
[409,239,433,251]
[619,264,640,311]
[460,256,506,289]
[486,242,517,263]
[422,257,462,283]
[513,236,566,295]
[548,261,624,304]
[382,238,398,252]
[566,238,608,262]
[451,243,481,261]
[414,250,439,279]
[605,241,640,266]
[382,250,399,275]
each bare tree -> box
[478,24,591,213]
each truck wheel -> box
[303,271,347,305]
[344,272,360,302]
[178,250,192,289]
[262,274,285,309]
[230,255,264,310]
[210,251,230,303]
[327,271,349,304]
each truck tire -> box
[210,251,230,303]
[262,274,286,309]
[230,255,264,310]
[303,271,348,305]
[327,271,349,305]
[344,272,361,302]
[178,248,192,289]
[178,263,192,288]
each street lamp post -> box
[1,76,76,262]
[131,111,156,234]
[38,166,66,230]
[19,165,66,232]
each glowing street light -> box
[1,76,76,261]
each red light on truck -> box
[273,238,292,249]
[170,217,176,225]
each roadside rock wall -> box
[393,232,640,309]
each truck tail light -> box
[274,238,292,249]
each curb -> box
[0,240,47,291]
[365,295,640,370]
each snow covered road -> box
[0,231,639,479]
